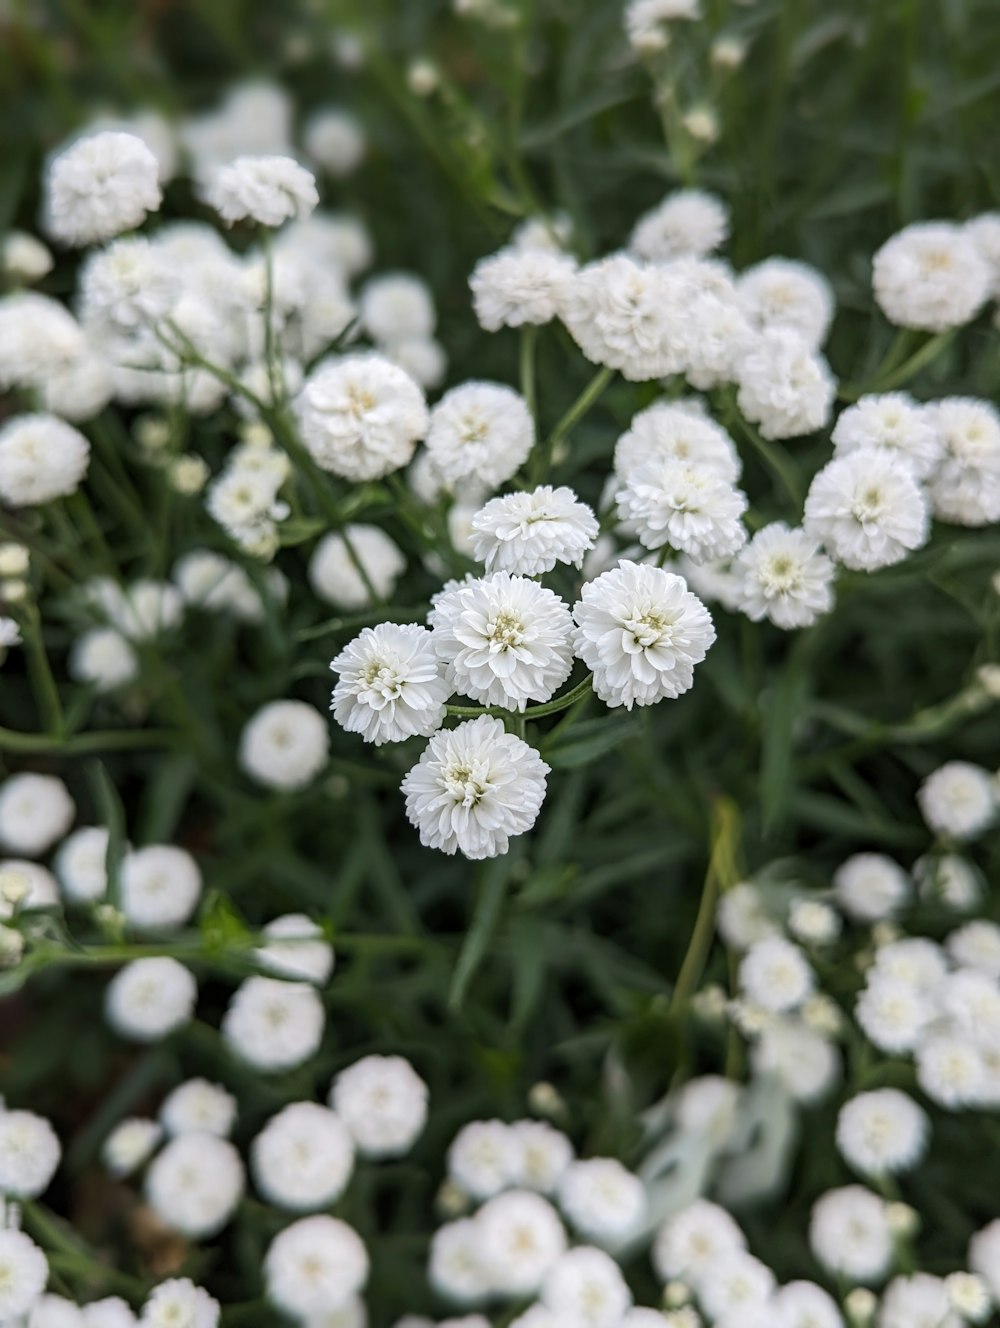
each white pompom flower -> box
[737,257,835,348]
[557,1157,646,1247]
[0,1228,49,1321]
[255,913,334,985]
[120,845,202,932]
[140,1278,219,1328]
[401,716,550,859]
[105,958,197,1043]
[735,327,836,439]
[265,1216,369,1321]
[145,1133,244,1239]
[470,247,577,331]
[44,131,162,247]
[832,392,943,479]
[873,222,992,331]
[734,522,835,629]
[239,699,330,791]
[652,1198,746,1282]
[430,574,574,711]
[615,459,748,562]
[208,155,318,226]
[0,773,75,857]
[834,852,911,921]
[629,189,728,262]
[572,561,716,709]
[469,486,599,575]
[330,1054,429,1158]
[0,1108,61,1198]
[359,273,436,342]
[809,1185,893,1283]
[0,414,90,507]
[804,447,929,571]
[425,381,534,489]
[918,761,998,841]
[738,935,815,1013]
[836,1089,929,1178]
[221,976,325,1071]
[102,1118,162,1179]
[926,397,1000,526]
[541,1246,631,1328]
[309,525,406,610]
[614,402,742,485]
[251,1102,354,1212]
[475,1190,567,1296]
[331,623,450,745]
[160,1079,237,1139]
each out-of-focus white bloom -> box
[475,1190,567,1295]
[789,893,842,945]
[107,580,184,642]
[918,761,998,840]
[872,937,948,991]
[738,935,814,1013]
[310,525,407,611]
[926,398,1000,526]
[276,212,373,278]
[173,551,265,622]
[505,1120,573,1195]
[946,1271,992,1324]
[252,1102,354,1211]
[145,1133,244,1238]
[805,447,929,571]
[511,214,574,254]
[625,0,700,54]
[572,561,715,709]
[541,1246,632,1328]
[265,1216,368,1320]
[30,1292,87,1328]
[836,1089,928,1177]
[970,1221,1000,1302]
[737,258,834,348]
[833,853,911,922]
[716,881,780,949]
[630,190,728,262]
[0,860,59,915]
[470,248,577,330]
[561,255,689,381]
[256,914,334,985]
[120,845,201,932]
[222,977,325,1071]
[880,1273,961,1328]
[652,1199,746,1281]
[430,573,573,710]
[105,958,197,1042]
[696,1250,775,1322]
[0,1228,49,1321]
[2,231,53,282]
[304,109,366,176]
[832,393,943,478]
[429,1218,490,1303]
[0,618,20,654]
[102,1118,162,1178]
[470,487,598,576]
[359,273,435,342]
[0,414,90,507]
[855,973,932,1053]
[735,327,836,439]
[557,1158,645,1247]
[810,1186,892,1282]
[0,1109,60,1198]
[947,920,1000,978]
[160,1079,236,1139]
[69,629,138,692]
[331,623,450,745]
[384,336,448,390]
[140,1277,219,1328]
[614,403,741,485]
[44,131,162,246]
[916,1034,984,1109]
[209,155,318,226]
[0,775,75,858]
[448,1119,518,1199]
[616,460,748,562]
[425,382,534,489]
[733,517,833,626]
[674,1076,741,1143]
[79,237,178,340]
[298,354,428,482]
[330,1055,429,1158]
[239,699,329,791]
[752,1018,840,1103]
[773,1280,843,1328]
[0,292,86,390]
[873,222,992,330]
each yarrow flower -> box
[141,1278,219,1328]
[430,573,574,710]
[401,715,550,858]
[809,1185,893,1283]
[832,392,943,478]
[330,1055,429,1158]
[918,761,998,840]
[615,459,748,562]
[0,414,90,507]
[145,1133,244,1238]
[239,699,329,790]
[804,447,929,570]
[614,402,742,485]
[0,1108,61,1198]
[105,958,197,1042]
[251,1102,354,1211]
[208,155,319,226]
[735,326,836,439]
[836,1089,929,1177]
[629,189,728,262]
[264,1215,369,1320]
[309,525,406,609]
[0,773,75,857]
[873,221,992,330]
[0,1228,49,1321]
[926,397,1000,526]
[736,257,835,348]
[469,487,599,575]
[734,522,835,629]
[255,914,334,985]
[425,382,534,489]
[469,247,577,330]
[572,561,716,708]
[331,623,450,744]
[625,0,700,54]
[44,131,162,246]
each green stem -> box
[839,329,956,401]
[0,726,179,756]
[670,796,741,1012]
[445,675,594,722]
[19,603,64,736]
[520,324,538,424]
[547,365,614,452]
[729,404,803,508]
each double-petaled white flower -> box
[616,459,748,563]
[470,486,598,575]
[331,622,450,745]
[804,447,929,570]
[734,522,835,629]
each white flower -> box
[469,487,598,576]
[120,845,202,932]
[430,574,574,710]
[873,222,992,330]
[737,258,834,348]
[629,190,728,262]
[102,1118,162,1178]
[30,1293,87,1328]
[625,0,700,52]
[304,109,366,176]
[470,247,577,330]
[252,1103,354,1211]
[276,212,373,278]
[833,853,911,921]
[0,774,75,857]
[946,1271,992,1324]
[751,1018,840,1103]
[255,914,334,985]
[0,860,58,913]
[209,155,318,226]
[475,1191,567,1295]
[173,551,264,622]
[916,1034,984,1109]
[773,1281,843,1328]
[735,522,835,629]
[221,977,325,1071]
[140,1277,219,1328]
[926,398,1000,526]
[510,1121,574,1194]
[856,973,932,1053]
[309,525,407,610]
[429,1218,490,1303]
[716,881,780,949]
[265,1216,368,1320]
[54,826,109,905]
[448,1119,519,1199]
[0,617,21,653]
[561,255,688,381]
[810,1186,892,1283]
[674,1076,742,1143]
[110,580,184,642]
[970,1221,1000,1302]
[572,561,716,709]
[298,354,429,481]
[145,1133,244,1239]
[736,327,836,439]
[614,402,742,485]
[616,460,747,562]
[160,1080,237,1139]
[836,1090,929,1177]
[105,958,197,1042]
[557,1158,645,1247]
[384,336,448,389]
[0,414,90,507]
[918,761,998,840]
[69,629,139,692]
[832,393,943,479]
[2,230,53,282]
[696,1250,776,1322]
[652,1198,746,1281]
[239,700,330,791]
[425,382,534,489]
[79,237,178,340]
[0,1228,48,1321]
[0,1109,60,1198]
[359,273,435,342]
[739,935,814,1013]
[872,937,948,991]
[330,1055,429,1158]
[44,131,161,246]
[947,920,1000,978]
[880,1274,962,1328]
[804,447,929,571]
[541,1247,632,1328]
[331,623,450,745]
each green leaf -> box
[88,761,128,910]
[449,851,518,1012]
[279,517,328,547]
[760,651,812,838]
[542,715,642,770]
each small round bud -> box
[2,580,28,604]
[683,106,719,144]
[691,983,728,1020]
[728,998,770,1036]
[168,455,210,496]
[134,416,171,453]
[845,1288,877,1325]
[946,1272,992,1322]
[407,59,439,97]
[711,35,747,69]
[0,925,25,966]
[0,869,30,905]
[664,1280,692,1308]
[802,993,843,1036]
[885,1201,918,1237]
[0,544,30,578]
[788,898,841,945]
[528,1081,565,1117]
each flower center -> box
[852,485,886,522]
[761,552,801,592]
[625,609,669,647]
[362,660,402,696]
[444,764,488,807]
[487,610,525,650]
[346,383,376,416]
[459,412,489,444]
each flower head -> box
[734,522,835,628]
[425,381,534,489]
[873,222,992,330]
[331,622,450,744]
[208,155,318,226]
[470,486,599,575]
[804,447,929,570]
[44,131,162,246]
